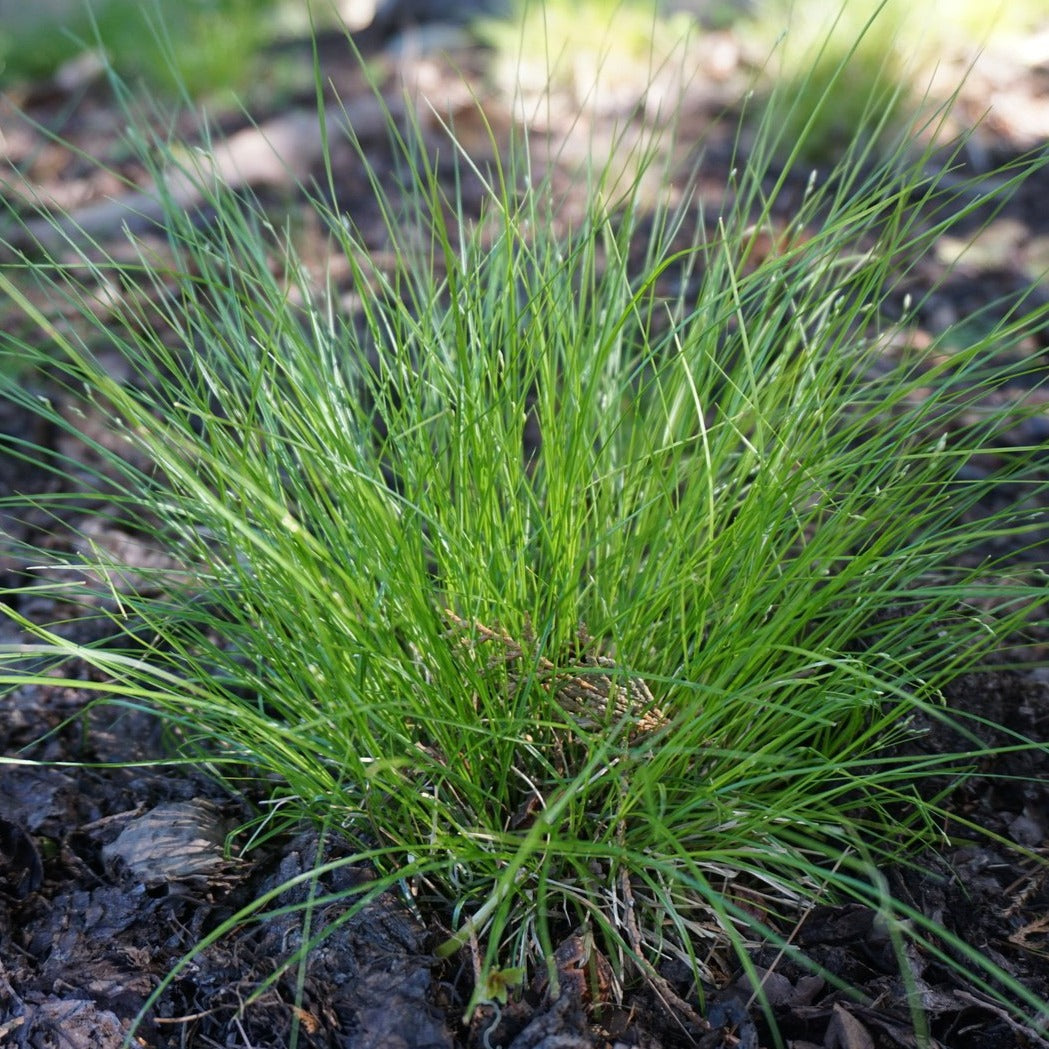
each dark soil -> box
[2,13,1049,1049]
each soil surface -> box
[2,12,1049,1049]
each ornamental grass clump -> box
[1,36,1048,1037]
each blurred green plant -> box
[0,0,280,96]
[753,1,908,163]
[748,0,1049,163]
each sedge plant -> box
[1,25,1049,1042]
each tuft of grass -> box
[746,0,1049,163]
[753,1,910,163]
[2,23,1049,1040]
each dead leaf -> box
[825,1003,875,1049]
